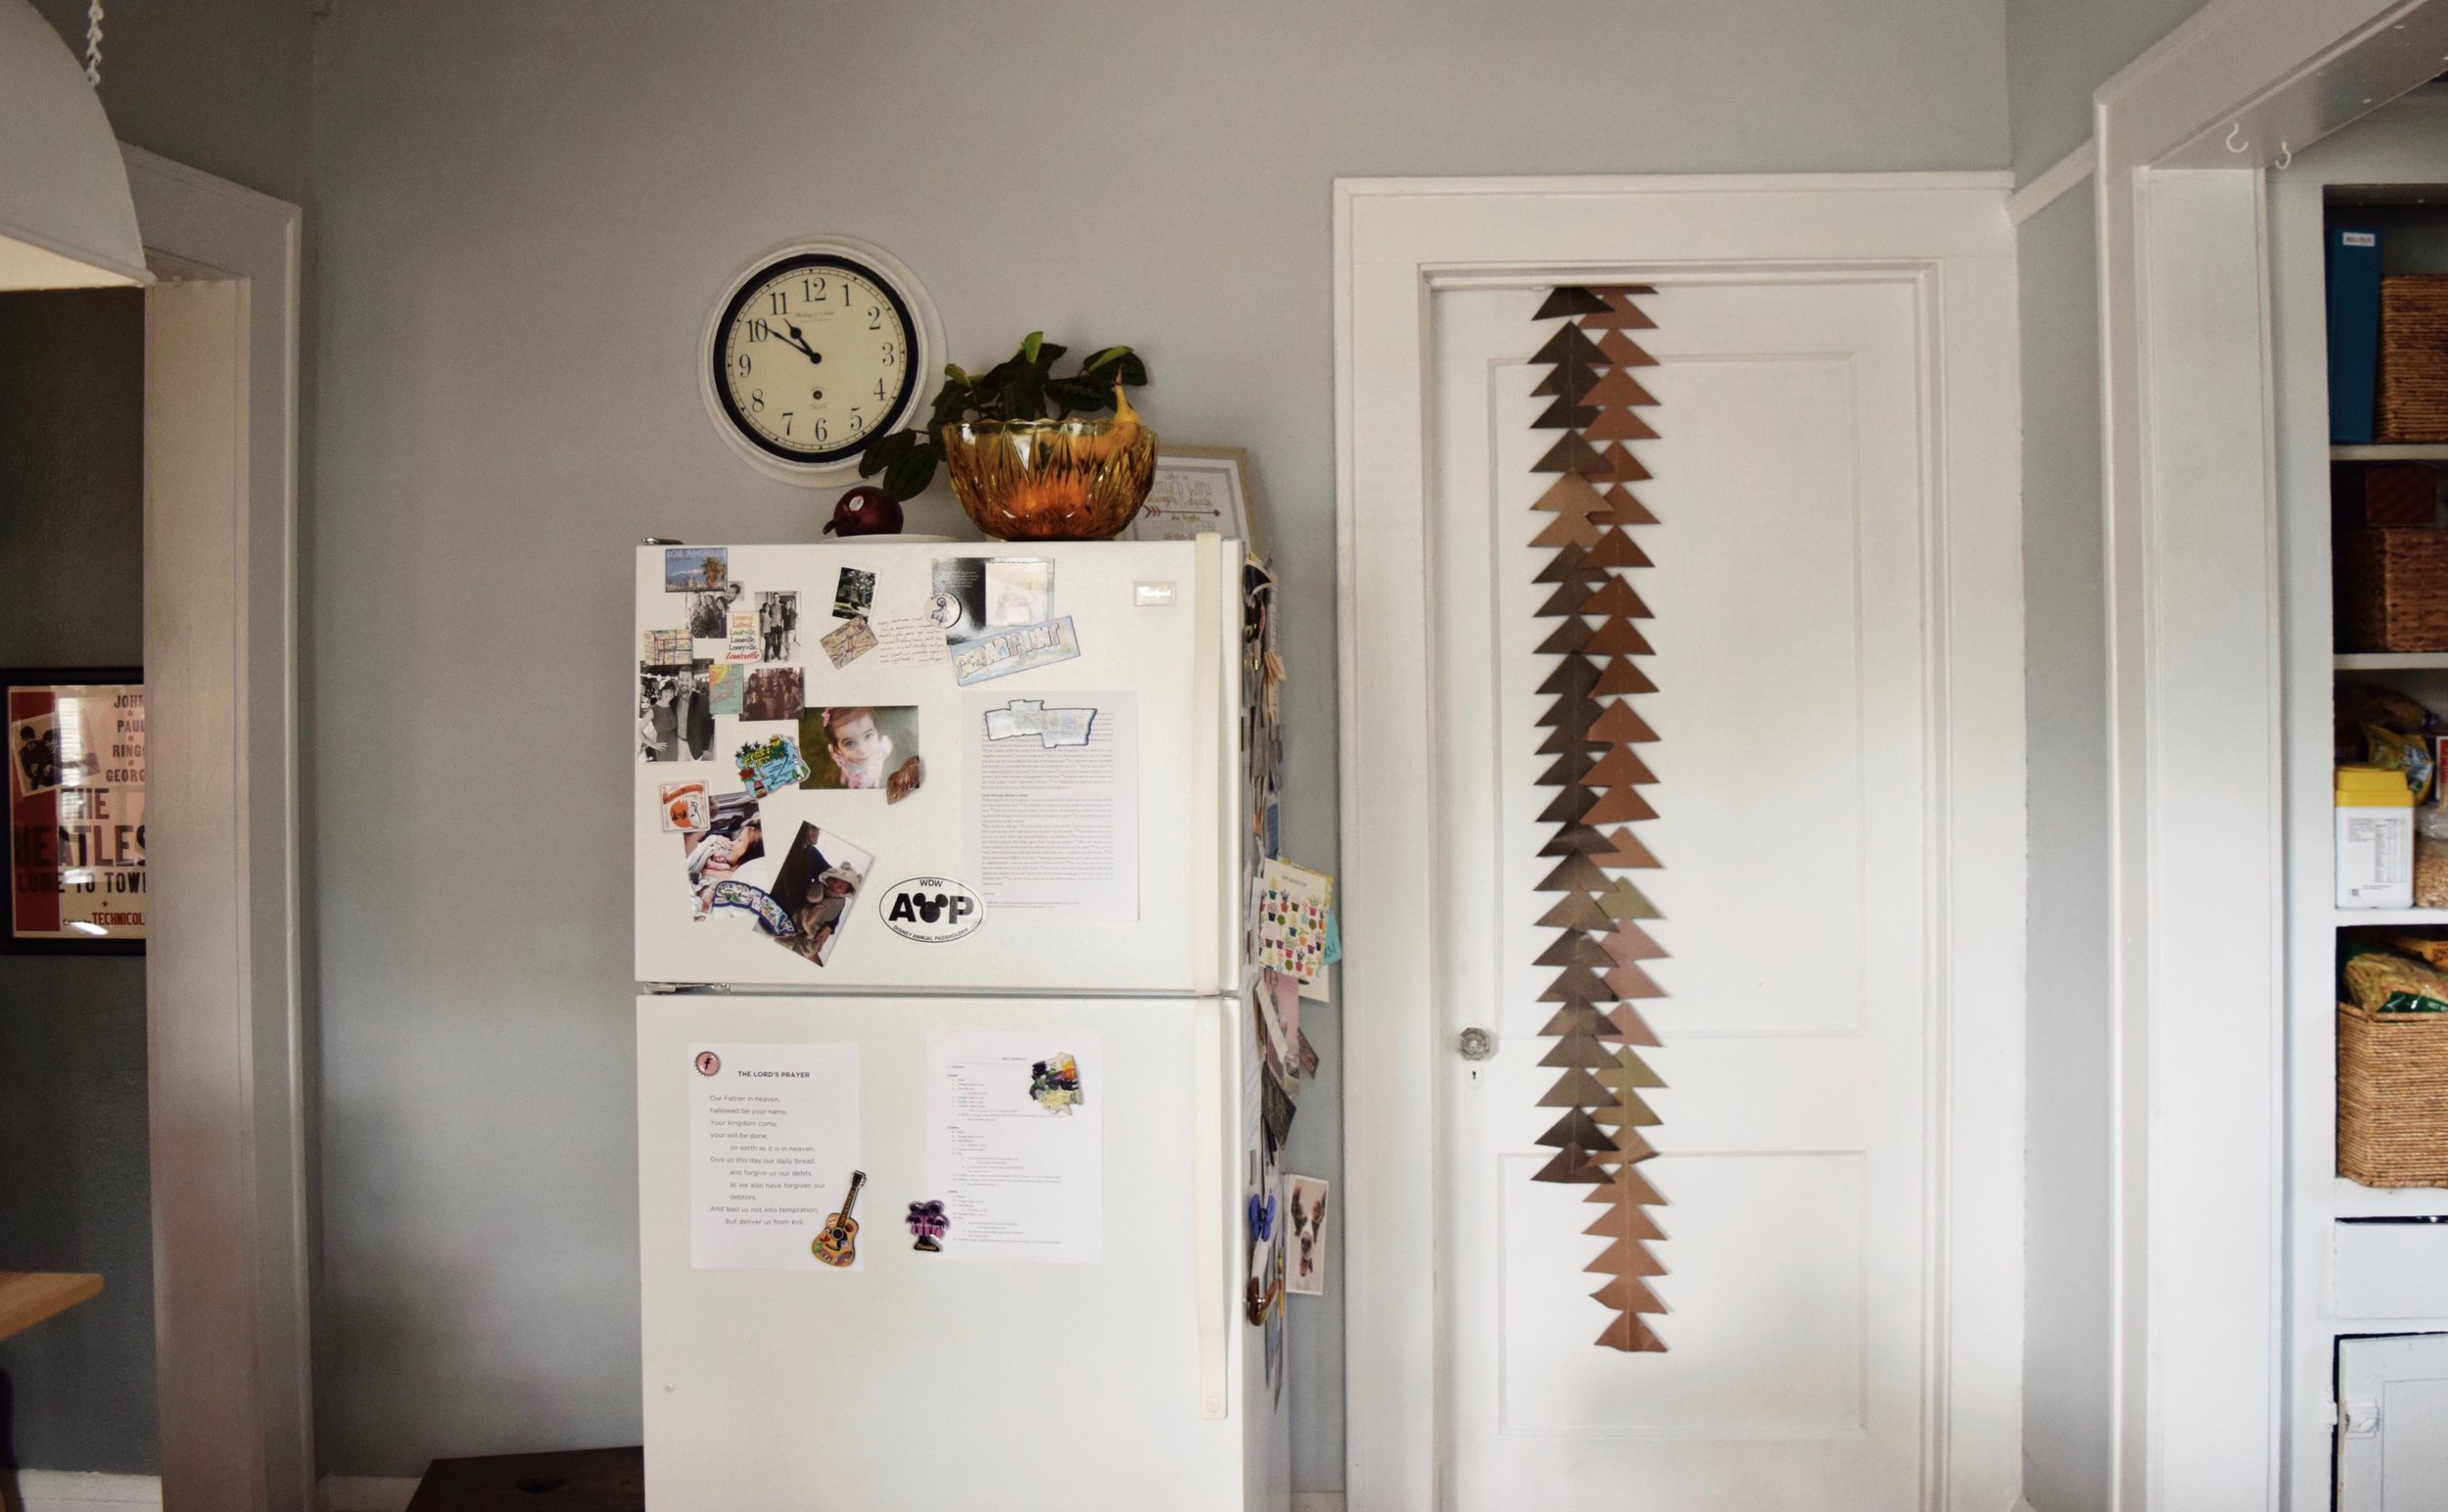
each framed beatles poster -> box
[7,671,146,953]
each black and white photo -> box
[687,581,744,638]
[638,659,715,762]
[758,590,800,660]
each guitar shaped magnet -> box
[812,1169,867,1268]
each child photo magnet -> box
[799,705,922,800]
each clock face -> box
[710,253,919,468]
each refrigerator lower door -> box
[636,993,1265,1511]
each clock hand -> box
[772,319,823,365]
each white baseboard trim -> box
[9,1471,160,1512]
[17,1470,1315,1512]
[320,1475,421,1512]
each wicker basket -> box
[2340,527,2448,651]
[2379,273,2448,443]
[2338,999,2448,1187]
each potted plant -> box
[858,333,1155,541]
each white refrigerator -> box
[632,537,1287,1510]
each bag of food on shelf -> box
[2342,941,2448,1015]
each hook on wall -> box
[2226,121,2248,153]
[2277,141,2292,170]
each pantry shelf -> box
[2330,1177,2448,1220]
[2331,443,2448,461]
[2335,908,2448,927]
[2335,652,2448,670]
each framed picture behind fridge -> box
[6,670,146,953]
[1125,446,1262,556]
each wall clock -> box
[700,236,943,487]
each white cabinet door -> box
[2339,1333,2448,1512]
[634,539,1239,995]
[1431,279,1943,1509]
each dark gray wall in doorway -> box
[0,288,155,1474]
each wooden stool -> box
[404,1446,641,1511]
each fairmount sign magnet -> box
[879,876,983,943]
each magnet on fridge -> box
[1248,1191,1275,1242]
[907,1199,949,1252]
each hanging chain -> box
[83,0,104,85]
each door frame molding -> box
[1332,172,2024,1509]
[2086,4,2448,1507]
[125,145,312,1511]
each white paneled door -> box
[1428,277,1938,1510]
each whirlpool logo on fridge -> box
[878,877,983,943]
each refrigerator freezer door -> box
[636,993,1257,1510]
[636,539,1241,995]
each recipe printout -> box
[925,1031,1104,1263]
[688,1041,860,1270]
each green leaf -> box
[1019,330,1043,365]
[1031,341,1067,373]
[858,428,919,479]
[881,443,938,502]
[1077,345,1132,374]
[1047,376,1109,415]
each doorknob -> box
[1456,1026,1496,1062]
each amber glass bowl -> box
[939,417,1158,542]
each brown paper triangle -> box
[1581,404,1660,442]
[1606,1005,1663,1047]
[1582,785,1659,826]
[1591,442,1653,484]
[1589,703,1659,743]
[1594,486,1660,527]
[1597,921,1668,964]
[1531,396,1600,431]
[1538,852,1609,892]
[1610,1049,1667,1089]
[1582,366,1659,407]
[1582,529,1654,570]
[1537,1107,1611,1149]
[1537,1066,1612,1107]
[1540,966,1611,1004]
[1585,745,1658,787]
[1539,1031,1621,1069]
[1534,618,1593,655]
[1592,658,1657,697]
[1530,1145,1612,1183]
[1536,656,1600,694]
[1531,473,1610,519]
[1596,329,1657,367]
[1579,577,1652,619]
[1581,288,1659,327]
[1598,877,1661,921]
[1537,891,1614,929]
[1530,510,1602,549]
[1533,433,1609,476]
[1533,930,1615,969]
[1594,826,1661,869]
[1583,618,1655,657]
[1534,285,1613,319]
[1583,1202,1667,1241]
[1539,1003,1615,1038]
[1531,323,1608,367]
[1605,959,1668,999]
[1535,582,1593,618]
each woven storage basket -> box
[2340,527,2448,651]
[2379,273,2448,443]
[2338,999,2448,1187]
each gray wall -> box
[0,290,153,1474]
[2001,0,2202,1506]
[305,0,2011,1485]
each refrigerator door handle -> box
[1190,532,1226,998]
[1193,993,1230,1419]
